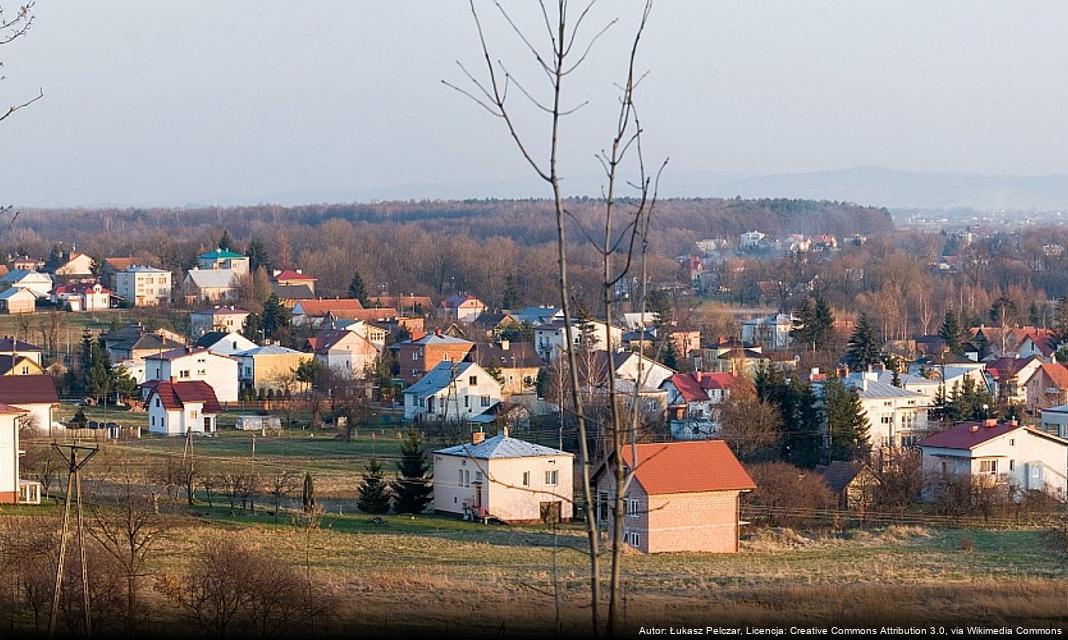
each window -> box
[412,352,418,361]
[979,459,998,474]
[464,470,471,486]
[625,531,640,547]
[464,396,469,408]
[597,492,609,522]
[1009,460,1015,471]
[626,498,640,517]
[469,376,478,385]
[475,471,483,482]
[458,470,464,486]
[545,470,558,485]
[522,471,530,486]
[1009,439,1015,446]
[481,395,491,407]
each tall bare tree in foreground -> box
[447,1,663,635]
[1,1,42,230]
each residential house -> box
[197,248,249,276]
[1039,404,1068,439]
[0,337,43,366]
[290,298,365,326]
[50,251,94,277]
[465,341,543,395]
[439,294,487,323]
[146,381,222,436]
[403,361,501,422]
[0,375,60,433]
[740,230,766,248]
[367,295,433,315]
[271,269,317,294]
[393,332,474,386]
[668,329,702,359]
[843,372,930,448]
[1020,362,1068,414]
[0,269,52,298]
[0,404,40,504]
[0,288,36,314]
[432,429,573,523]
[512,306,564,326]
[919,419,1068,499]
[816,461,881,512]
[101,257,136,287]
[190,306,250,338]
[472,312,522,337]
[235,345,312,394]
[9,257,43,272]
[713,347,770,377]
[114,266,172,307]
[0,355,45,376]
[619,312,659,330]
[182,269,240,303]
[661,371,741,439]
[310,329,380,379]
[534,319,624,360]
[271,283,316,307]
[52,282,112,311]
[144,348,240,403]
[741,313,798,350]
[592,441,756,554]
[987,356,1044,405]
[327,319,387,351]
[194,331,258,357]
[972,326,1057,361]
[102,326,187,363]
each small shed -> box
[235,415,282,431]
[817,461,881,513]
[0,288,36,314]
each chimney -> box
[500,339,510,351]
[1008,418,1018,427]
[810,367,820,378]
[969,424,980,433]
[497,425,510,438]
[471,430,485,445]
[984,418,998,428]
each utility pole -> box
[49,443,98,640]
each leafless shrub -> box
[745,462,837,529]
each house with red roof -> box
[919,419,1068,499]
[146,381,222,436]
[592,441,756,553]
[144,347,239,403]
[661,371,744,439]
[1020,362,1068,414]
[986,356,1043,406]
[291,298,367,326]
[271,269,317,294]
[52,282,112,311]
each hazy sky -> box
[3,1,1068,207]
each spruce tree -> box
[356,457,392,514]
[302,472,316,513]
[824,378,871,462]
[844,314,881,370]
[246,238,272,272]
[348,271,368,305]
[938,310,965,355]
[786,380,823,469]
[501,273,520,310]
[261,294,293,346]
[391,432,433,514]
[217,230,234,251]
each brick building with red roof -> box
[592,440,756,554]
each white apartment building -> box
[115,266,172,307]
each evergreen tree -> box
[786,380,823,469]
[261,294,293,346]
[844,314,882,370]
[1029,301,1042,328]
[1054,297,1068,344]
[813,296,835,344]
[356,457,392,514]
[391,432,433,514]
[501,273,520,310]
[302,472,316,513]
[662,338,679,370]
[930,382,950,426]
[938,310,965,355]
[217,230,234,251]
[824,378,871,462]
[347,271,368,304]
[791,295,835,349]
[246,238,272,272]
[646,289,672,326]
[242,312,263,342]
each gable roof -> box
[440,294,484,309]
[145,347,224,362]
[466,342,542,369]
[0,354,44,375]
[185,269,238,289]
[0,374,60,404]
[235,345,306,357]
[312,329,376,354]
[404,361,483,396]
[149,381,222,413]
[600,441,755,495]
[434,433,569,459]
[272,269,315,282]
[0,336,42,352]
[817,461,879,494]
[1037,362,1068,390]
[271,283,316,300]
[293,299,365,316]
[664,371,742,403]
[916,420,1068,450]
[198,248,245,260]
[987,355,1041,381]
[195,331,253,349]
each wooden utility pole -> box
[49,443,98,639]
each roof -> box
[122,265,170,274]
[293,299,365,316]
[272,269,316,282]
[466,342,543,369]
[665,371,742,403]
[0,354,42,375]
[271,283,316,300]
[1037,363,1068,390]
[192,306,248,317]
[367,295,432,309]
[54,282,112,295]
[0,336,41,352]
[404,361,479,396]
[435,433,568,459]
[440,294,484,309]
[604,441,756,495]
[817,461,876,494]
[410,332,473,347]
[987,355,1041,381]
[104,257,136,271]
[194,331,247,348]
[0,287,36,300]
[145,347,214,361]
[0,374,60,405]
[845,377,927,400]
[919,420,1035,450]
[149,381,222,413]
[312,329,375,354]
[235,345,306,357]
[199,248,245,260]
[0,403,26,415]
[717,348,766,360]
[185,269,239,289]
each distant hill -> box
[669,166,1068,211]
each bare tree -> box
[448,2,662,634]
[268,470,300,521]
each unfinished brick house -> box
[592,440,756,554]
[392,331,474,386]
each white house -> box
[404,361,502,422]
[432,429,573,523]
[0,403,40,505]
[843,372,930,448]
[741,313,798,350]
[190,306,250,337]
[919,419,1067,499]
[311,329,380,379]
[52,282,112,311]
[740,230,766,248]
[51,251,95,277]
[440,294,488,323]
[114,266,172,307]
[0,375,60,433]
[534,319,624,360]
[182,269,240,303]
[143,347,240,403]
[194,331,258,357]
[0,269,53,297]
[146,381,221,436]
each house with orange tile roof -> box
[291,298,365,326]
[1021,362,1068,414]
[592,440,756,554]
